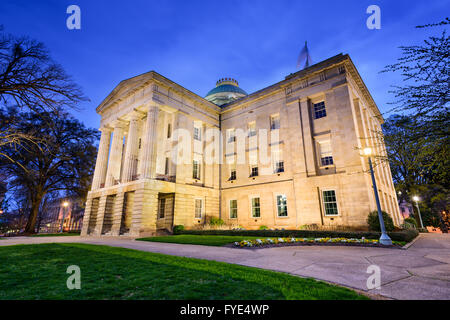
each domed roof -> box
[205,78,247,106]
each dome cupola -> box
[205,78,247,106]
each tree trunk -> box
[24,194,43,234]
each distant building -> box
[38,197,84,233]
[82,54,401,237]
[398,199,414,220]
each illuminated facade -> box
[81,54,401,237]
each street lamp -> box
[60,201,70,233]
[412,196,424,229]
[363,147,392,245]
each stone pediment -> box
[96,71,155,114]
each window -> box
[227,129,236,143]
[270,115,280,130]
[164,157,169,175]
[230,200,237,219]
[167,123,172,138]
[250,166,258,177]
[158,198,166,219]
[277,195,288,217]
[248,122,256,137]
[194,125,201,141]
[193,160,200,180]
[322,190,339,216]
[230,169,236,181]
[251,197,260,218]
[313,101,327,119]
[319,140,333,166]
[194,199,202,218]
[275,161,284,173]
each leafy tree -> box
[381,18,449,230]
[382,17,449,134]
[367,211,394,232]
[0,107,99,234]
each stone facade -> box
[81,54,401,237]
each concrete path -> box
[1,233,449,300]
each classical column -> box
[91,127,112,190]
[139,106,159,179]
[105,123,125,187]
[122,114,140,182]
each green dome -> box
[205,78,247,106]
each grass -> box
[137,234,407,247]
[0,243,367,300]
[137,235,265,246]
[31,232,80,237]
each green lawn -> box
[137,234,265,246]
[137,234,406,247]
[0,243,367,300]
[31,232,80,237]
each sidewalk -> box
[1,233,449,300]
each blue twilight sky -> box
[0,0,448,129]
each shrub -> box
[367,211,395,232]
[258,225,269,230]
[208,217,225,227]
[173,225,185,234]
[175,229,419,243]
[404,217,417,227]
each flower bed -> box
[233,237,401,248]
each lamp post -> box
[412,196,424,229]
[363,148,392,245]
[60,201,69,233]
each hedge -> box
[174,229,419,243]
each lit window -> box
[194,199,202,218]
[277,195,288,217]
[323,190,338,216]
[194,126,201,141]
[158,198,166,219]
[270,115,280,130]
[193,160,200,180]
[230,200,237,219]
[319,140,333,166]
[313,101,327,119]
[248,122,256,137]
[251,197,260,218]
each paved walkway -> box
[1,233,449,300]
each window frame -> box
[248,122,257,137]
[158,198,166,219]
[194,198,203,219]
[251,196,261,218]
[167,123,172,139]
[270,114,280,130]
[321,189,340,216]
[250,165,259,177]
[313,101,327,119]
[276,194,288,217]
[229,199,238,219]
[193,125,201,141]
[192,159,200,180]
